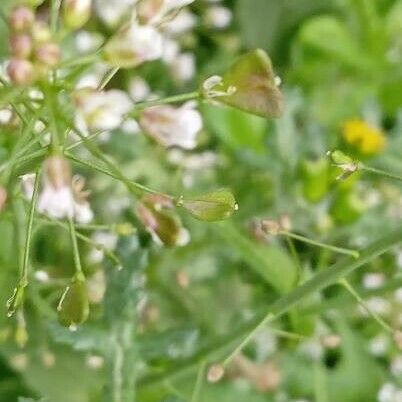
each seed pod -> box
[9,6,34,33]
[201,49,283,118]
[63,0,92,30]
[136,201,184,246]
[7,59,34,86]
[301,157,330,203]
[179,189,238,222]
[57,273,89,328]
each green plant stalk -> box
[360,164,402,182]
[190,361,206,402]
[339,278,393,333]
[21,169,41,288]
[38,216,121,267]
[132,91,200,113]
[138,226,402,387]
[280,230,360,259]
[68,217,84,276]
[65,151,161,197]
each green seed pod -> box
[180,189,238,222]
[201,49,283,118]
[301,157,330,203]
[6,283,26,317]
[57,273,89,328]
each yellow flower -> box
[342,119,386,155]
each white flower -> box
[73,88,133,132]
[38,183,75,219]
[105,22,163,68]
[95,0,136,27]
[140,102,202,149]
[205,5,232,29]
[138,0,195,25]
[128,76,150,102]
[163,9,196,35]
[169,52,195,82]
[362,272,385,289]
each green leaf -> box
[180,189,238,222]
[216,221,297,293]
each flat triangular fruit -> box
[219,49,283,118]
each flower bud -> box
[57,273,90,328]
[0,186,7,212]
[201,49,283,118]
[260,219,281,235]
[301,157,330,203]
[9,6,34,33]
[207,363,225,383]
[10,34,33,58]
[179,189,238,222]
[63,0,92,30]
[45,155,72,189]
[35,42,61,68]
[104,22,163,68]
[31,21,51,43]
[7,59,34,86]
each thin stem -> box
[191,361,206,402]
[38,216,121,267]
[138,226,402,387]
[221,313,274,367]
[339,278,393,333]
[65,151,162,197]
[360,164,402,182]
[98,67,120,90]
[21,169,41,287]
[285,235,302,280]
[280,230,360,259]
[68,217,83,275]
[50,0,61,34]
[132,91,200,112]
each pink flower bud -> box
[9,6,35,32]
[10,34,32,58]
[45,155,72,189]
[0,186,7,212]
[63,0,92,30]
[7,59,34,86]
[35,42,60,67]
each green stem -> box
[65,151,162,197]
[50,0,61,34]
[99,67,120,90]
[138,226,402,387]
[21,169,41,287]
[280,230,359,259]
[68,217,83,275]
[339,278,393,333]
[190,361,206,402]
[132,91,200,113]
[360,164,402,182]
